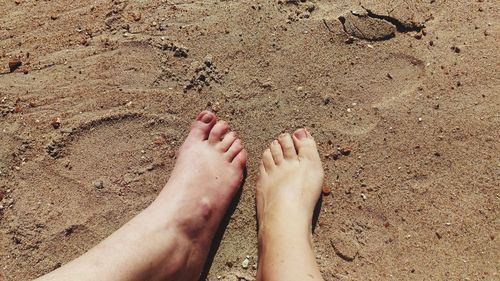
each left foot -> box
[151,110,248,279]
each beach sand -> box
[0,0,498,280]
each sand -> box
[0,0,499,280]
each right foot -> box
[256,129,324,235]
[256,129,325,281]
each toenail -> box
[201,113,214,123]
[294,129,307,140]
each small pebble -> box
[322,184,331,195]
[204,56,213,67]
[8,58,22,72]
[131,11,142,21]
[323,95,332,105]
[340,146,352,156]
[51,117,61,129]
[306,4,315,12]
[93,180,104,189]
[241,258,250,269]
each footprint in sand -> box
[317,49,426,137]
[308,5,427,137]
[45,113,183,196]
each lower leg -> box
[37,202,197,281]
[258,212,323,280]
[256,130,325,281]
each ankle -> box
[151,192,217,242]
[259,204,311,230]
[258,225,315,268]
[258,213,312,245]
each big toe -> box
[292,128,321,161]
[189,111,217,140]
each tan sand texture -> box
[0,0,499,280]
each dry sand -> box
[0,0,499,280]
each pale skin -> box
[36,111,325,281]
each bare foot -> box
[256,129,325,281]
[36,111,247,281]
[256,129,323,233]
[152,110,248,276]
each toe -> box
[292,128,321,161]
[189,111,217,140]
[225,139,243,162]
[269,139,284,165]
[208,120,230,144]
[232,149,248,168]
[218,131,237,152]
[262,148,275,171]
[278,133,297,159]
